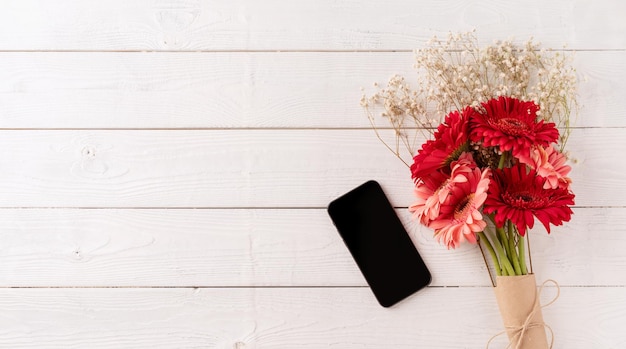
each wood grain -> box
[0,129,619,207]
[0,51,622,128]
[0,287,623,348]
[0,0,624,51]
[0,208,622,288]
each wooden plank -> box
[0,287,622,348]
[0,128,619,207]
[0,51,621,128]
[0,208,621,287]
[0,0,624,51]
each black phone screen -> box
[327,180,431,307]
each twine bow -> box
[487,279,560,349]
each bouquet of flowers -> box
[361,32,577,348]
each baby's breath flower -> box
[361,32,577,164]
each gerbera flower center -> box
[502,190,550,209]
[494,117,530,136]
[454,194,474,220]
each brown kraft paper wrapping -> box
[493,274,549,349]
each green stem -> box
[498,152,506,169]
[507,222,522,275]
[495,224,503,246]
[518,234,528,275]
[492,231,515,276]
[478,231,501,276]
[496,226,511,261]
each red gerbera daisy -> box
[483,164,575,236]
[469,97,559,158]
[410,107,471,181]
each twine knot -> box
[487,279,560,349]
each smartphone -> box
[327,180,431,307]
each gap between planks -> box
[0,49,414,53]
[0,49,624,53]
[4,285,616,289]
[0,126,622,131]
[1,283,623,291]
[0,204,623,209]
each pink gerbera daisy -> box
[469,97,559,158]
[518,144,572,189]
[484,164,575,236]
[409,170,452,226]
[427,164,491,249]
[409,153,477,226]
[410,107,471,181]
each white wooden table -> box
[0,1,625,348]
